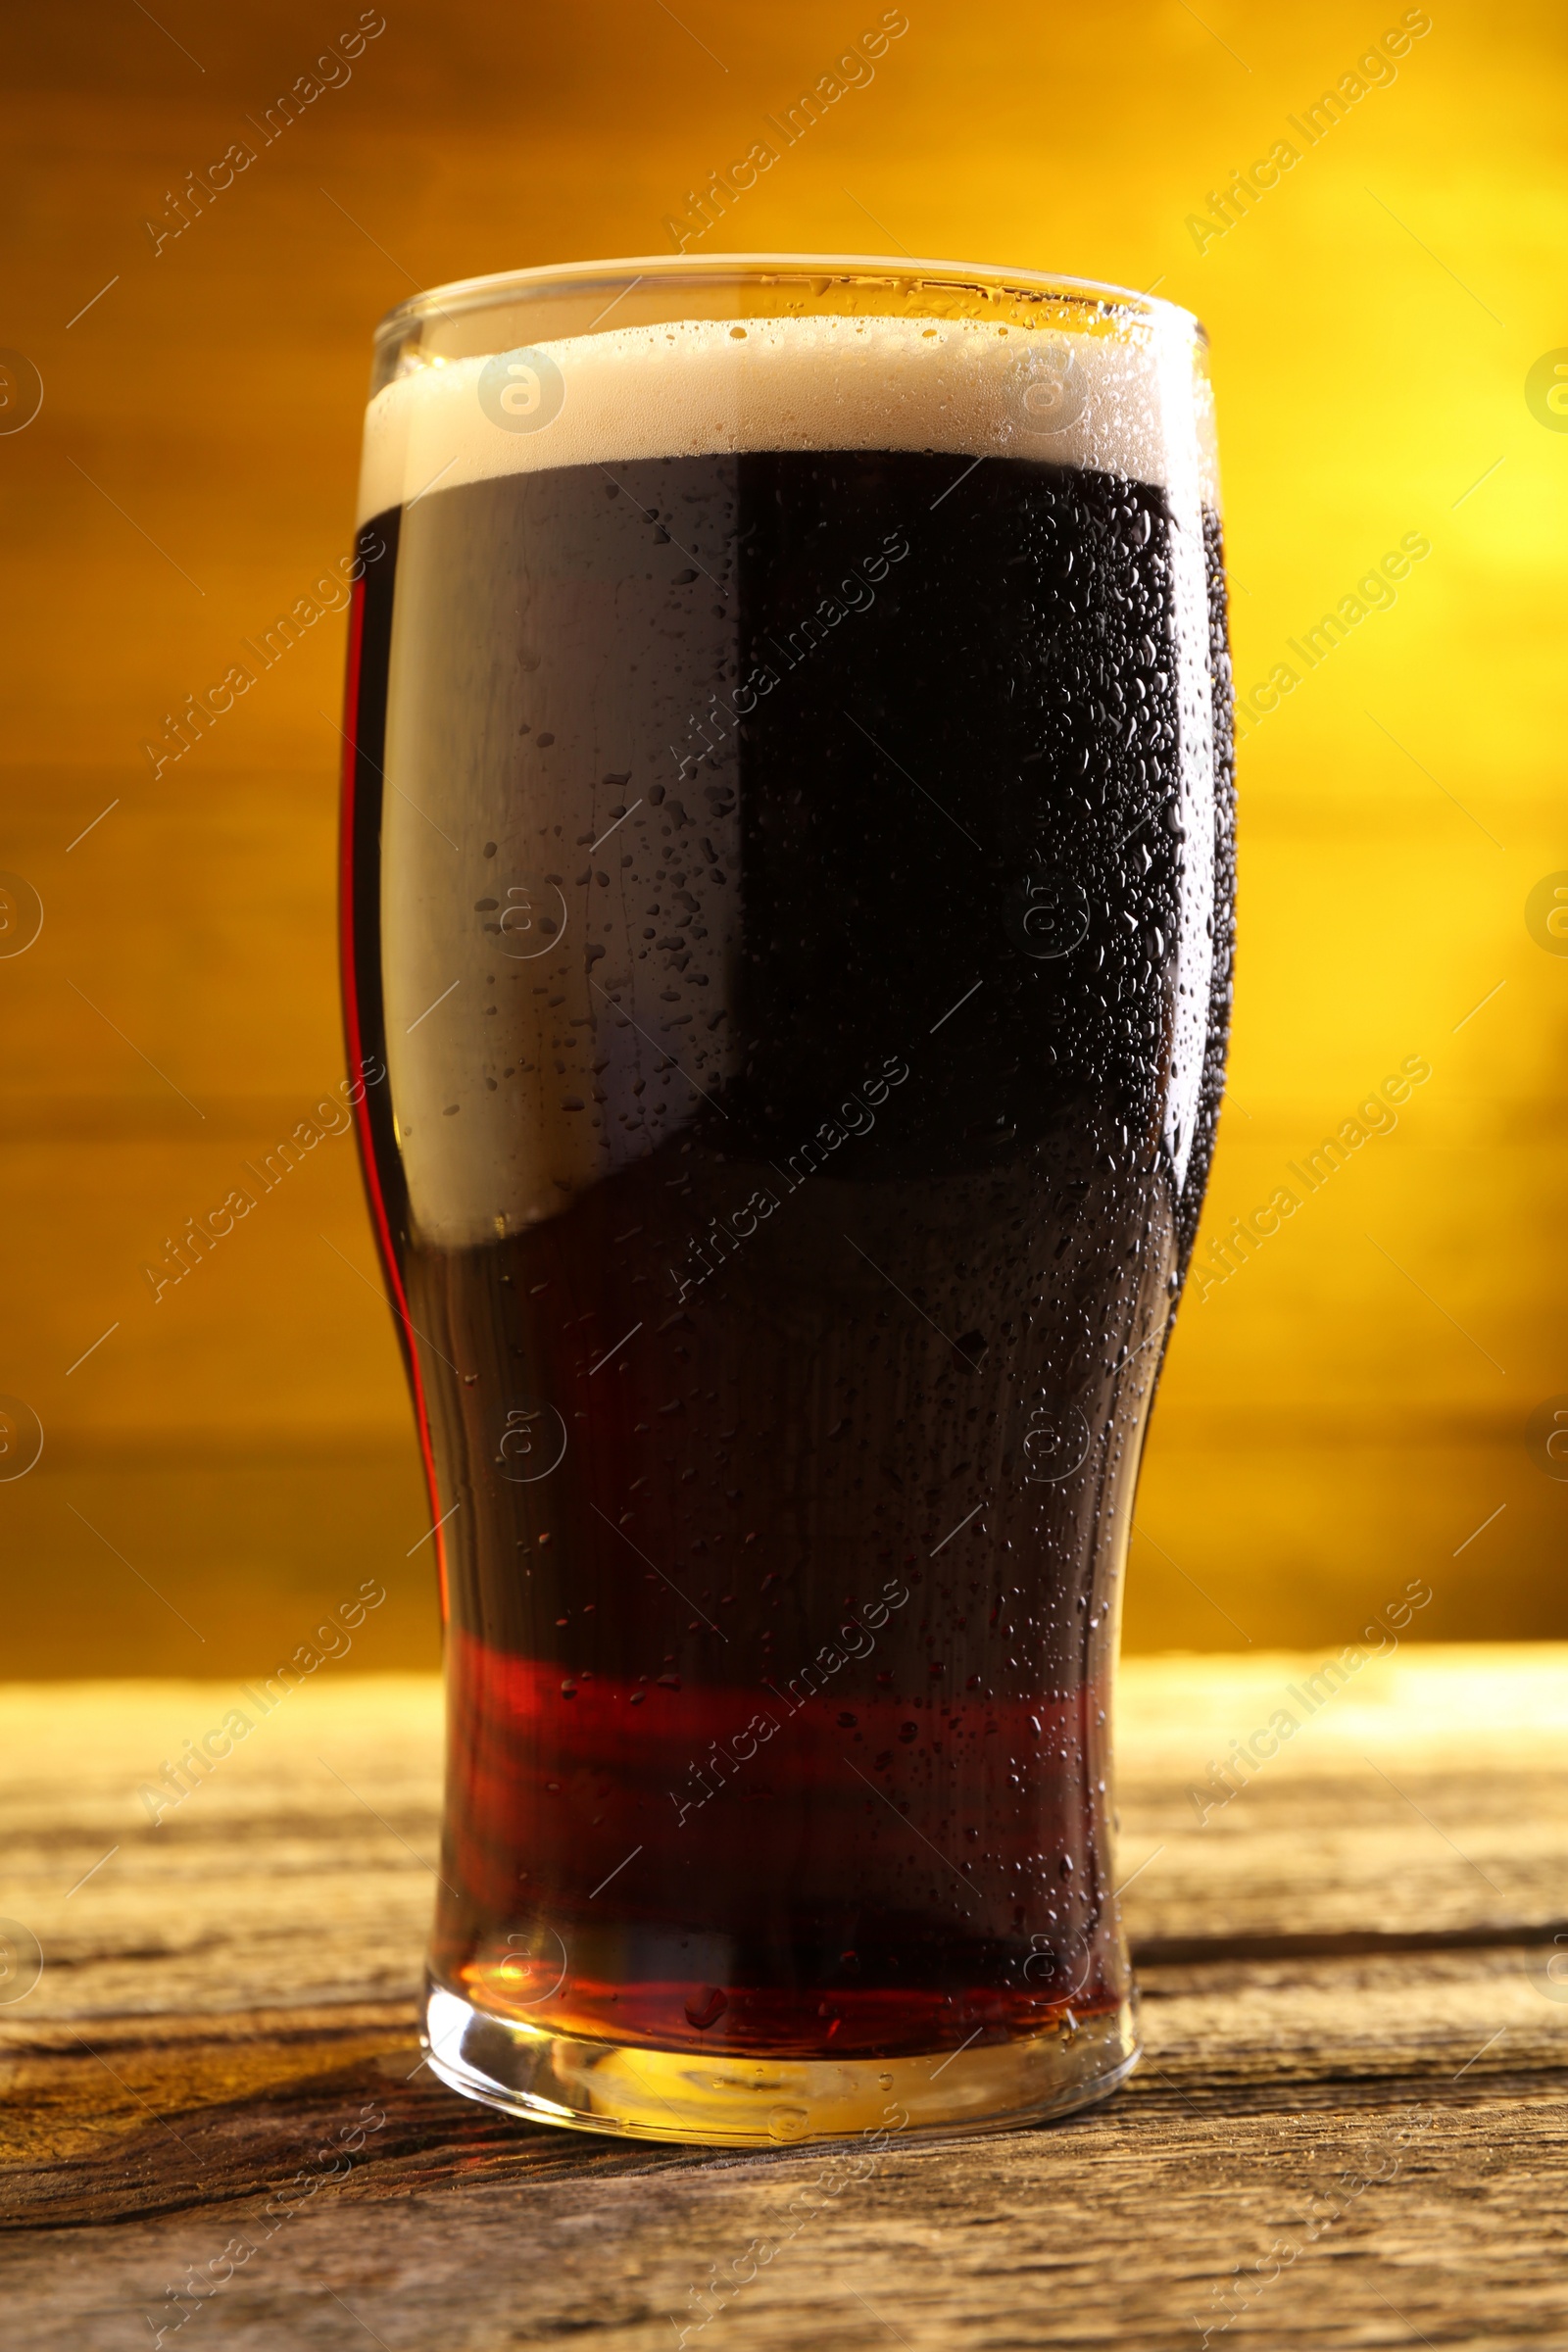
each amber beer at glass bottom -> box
[342,257,1234,2144]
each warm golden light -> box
[0,0,1560,1671]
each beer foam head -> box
[358,311,1215,525]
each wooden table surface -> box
[4,1645,1566,2348]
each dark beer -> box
[343,297,1233,2132]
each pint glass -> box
[341,255,1233,2145]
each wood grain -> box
[4,0,1566,1675]
[4,1648,1567,2343]
[4,1997,1567,2349]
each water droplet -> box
[767,2104,809,2142]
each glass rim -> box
[373,251,1204,350]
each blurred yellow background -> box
[2,0,1562,1674]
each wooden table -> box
[4,1646,1566,2347]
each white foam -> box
[358,311,1215,524]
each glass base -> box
[423,1980,1140,2148]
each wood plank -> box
[3,2024,1566,2347]
[0,1675,442,2026]
[5,1653,1567,2343]
[1115,1642,1568,1946]
[4,1648,1564,2039]
[5,1944,1565,2223]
